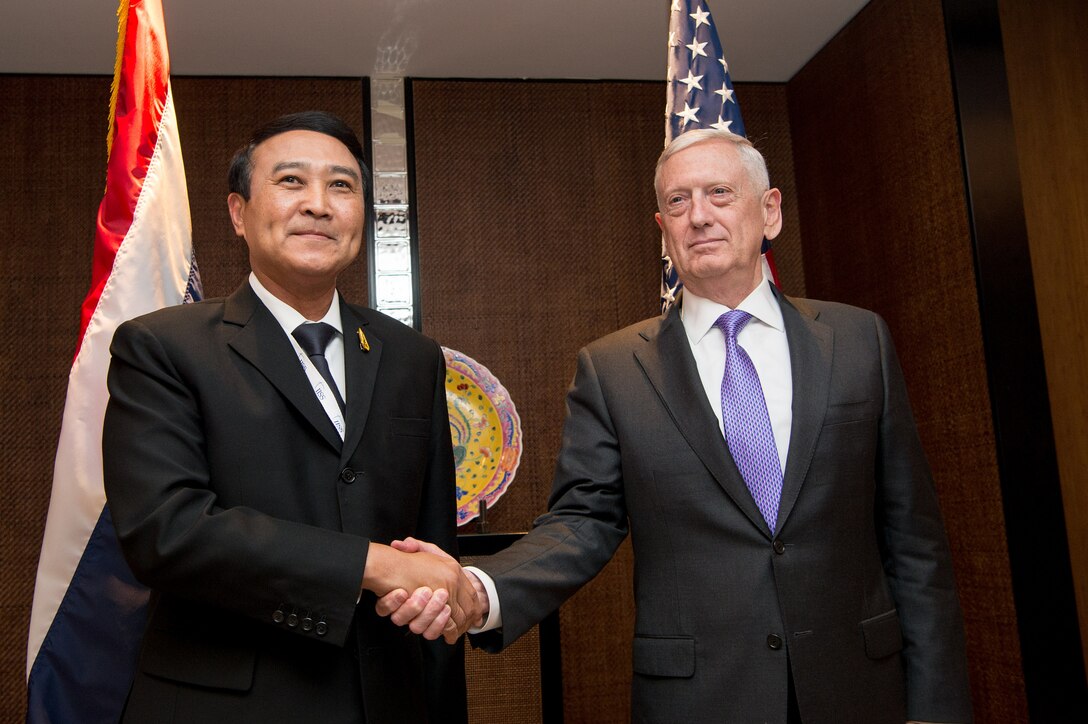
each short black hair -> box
[227,111,370,200]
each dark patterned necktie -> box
[292,322,346,413]
[715,310,783,532]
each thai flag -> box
[25,1,200,721]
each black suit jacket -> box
[475,291,972,724]
[103,283,466,724]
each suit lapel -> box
[775,292,833,531]
[223,284,343,452]
[339,302,382,464]
[634,304,770,535]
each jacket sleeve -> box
[474,345,630,651]
[872,314,973,721]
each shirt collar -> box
[248,272,343,335]
[680,277,784,346]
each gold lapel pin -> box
[357,327,370,352]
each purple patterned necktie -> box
[715,310,783,532]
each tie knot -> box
[292,322,338,356]
[714,309,753,341]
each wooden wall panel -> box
[787,0,1028,719]
[739,84,806,298]
[999,0,1088,676]
[0,75,106,722]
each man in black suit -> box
[382,129,973,723]
[103,111,476,723]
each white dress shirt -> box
[248,272,347,401]
[681,278,792,473]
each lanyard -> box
[287,335,346,440]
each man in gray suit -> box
[383,129,973,723]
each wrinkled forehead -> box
[655,140,748,194]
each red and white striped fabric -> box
[26,2,199,720]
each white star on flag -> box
[686,39,708,59]
[679,71,704,93]
[676,102,701,127]
[690,6,711,28]
[711,115,733,131]
[719,56,729,73]
[715,85,735,103]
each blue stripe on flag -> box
[26,506,149,724]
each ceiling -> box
[1,0,869,83]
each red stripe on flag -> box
[78,0,170,358]
[764,249,780,288]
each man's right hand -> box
[373,537,490,644]
[362,541,481,640]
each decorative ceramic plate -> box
[443,347,522,526]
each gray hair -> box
[654,129,770,203]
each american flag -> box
[665,0,745,142]
[661,0,778,311]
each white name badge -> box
[288,339,346,440]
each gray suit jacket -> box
[475,291,972,724]
[104,283,466,724]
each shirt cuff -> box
[463,565,502,633]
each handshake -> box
[364,537,489,643]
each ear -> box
[654,211,664,231]
[226,193,247,238]
[762,188,783,241]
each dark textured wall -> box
[787,0,1028,719]
[2,75,107,721]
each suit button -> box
[302,615,314,632]
[272,607,285,624]
[287,612,299,628]
[773,539,786,555]
[316,620,328,636]
[767,634,783,650]
[340,468,356,483]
